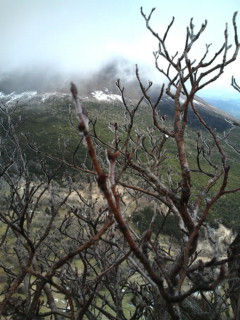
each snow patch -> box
[91,90,122,102]
[0,91,69,106]
[40,92,69,102]
[193,99,207,108]
[0,91,37,104]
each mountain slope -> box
[203,97,240,119]
[1,89,240,229]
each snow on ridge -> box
[0,88,122,106]
[40,92,69,102]
[0,89,122,105]
[0,91,69,106]
[193,98,218,110]
[179,96,218,110]
[193,99,207,107]
[0,91,38,102]
[91,90,122,102]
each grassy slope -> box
[3,96,240,229]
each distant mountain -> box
[1,88,240,229]
[1,89,240,132]
[202,97,240,119]
[151,91,240,131]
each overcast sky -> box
[0,0,239,97]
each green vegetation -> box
[2,95,240,231]
[132,206,182,240]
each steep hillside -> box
[1,89,240,229]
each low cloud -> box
[0,57,155,96]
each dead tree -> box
[232,76,240,93]
[0,7,240,320]
[0,104,156,319]
[69,8,240,320]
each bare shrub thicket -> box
[0,7,240,320]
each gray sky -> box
[0,0,239,97]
